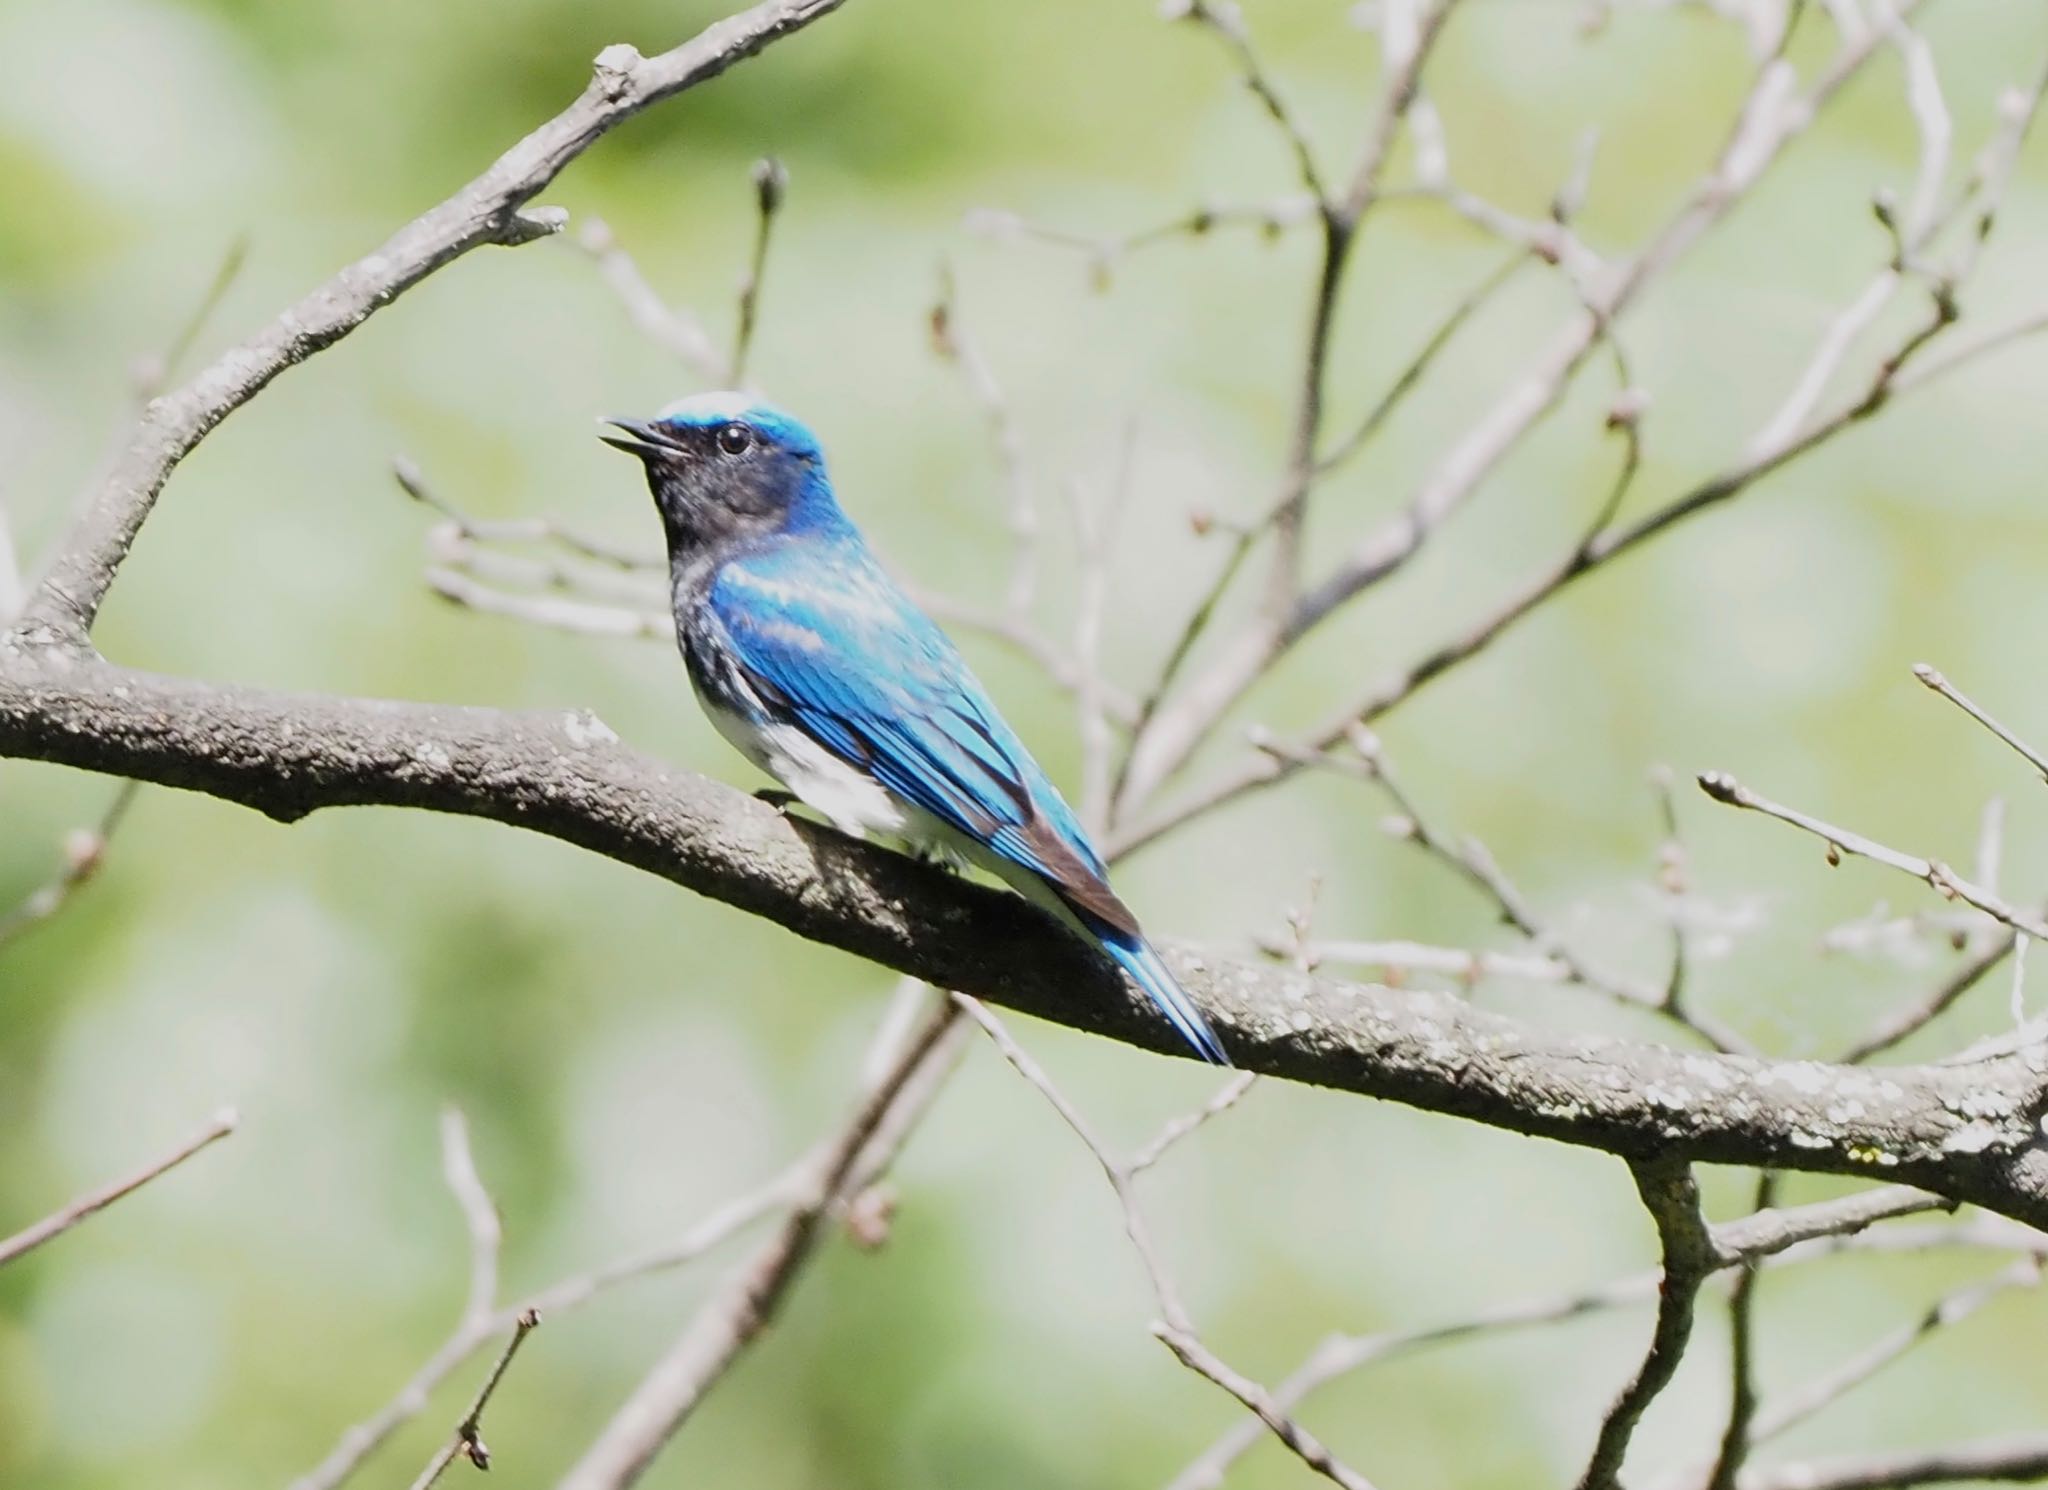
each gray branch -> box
[1576,1160,1717,1490]
[5,647,2048,1226]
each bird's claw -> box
[754,787,798,813]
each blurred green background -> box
[4,1,2048,1486]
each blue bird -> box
[604,392,1230,1065]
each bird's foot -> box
[753,787,799,813]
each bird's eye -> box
[716,422,754,456]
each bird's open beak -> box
[598,417,678,458]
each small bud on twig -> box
[1606,387,1651,430]
[843,1184,899,1250]
[752,157,788,217]
[1345,722,1384,768]
[61,829,106,880]
[1696,771,1742,806]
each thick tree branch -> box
[1576,1160,1717,1490]
[5,652,2048,1225]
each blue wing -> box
[697,538,1229,1064]
[701,539,1115,906]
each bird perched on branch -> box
[604,392,1229,1065]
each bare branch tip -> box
[752,156,789,215]
[392,456,429,501]
[1697,771,1742,806]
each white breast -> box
[695,678,908,840]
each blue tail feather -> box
[1097,933,1231,1066]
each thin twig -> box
[0,1108,238,1268]
[1713,1187,1951,1264]
[404,460,1133,713]
[1841,929,2016,1064]
[957,996,1190,1326]
[1316,250,1527,475]
[426,568,670,641]
[1339,0,1460,221]
[1697,771,2048,942]
[914,587,1141,723]
[1748,1255,2042,1444]
[406,1310,542,1490]
[0,779,142,946]
[1170,0,1332,206]
[1279,726,1754,1050]
[965,196,1319,281]
[134,235,253,401]
[1736,8,1966,461]
[557,999,962,1490]
[1129,1072,1258,1176]
[958,996,1369,1489]
[1170,1185,1949,1490]
[930,267,1038,622]
[397,457,659,572]
[574,217,725,379]
[1073,440,1134,834]
[1155,1326,1379,1490]
[1913,664,2048,783]
[287,1174,796,1490]
[440,1109,502,1328]
[1264,936,1573,985]
[1702,1172,1778,1490]
[731,158,787,386]
[1650,766,1693,1013]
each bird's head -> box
[603,391,839,554]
